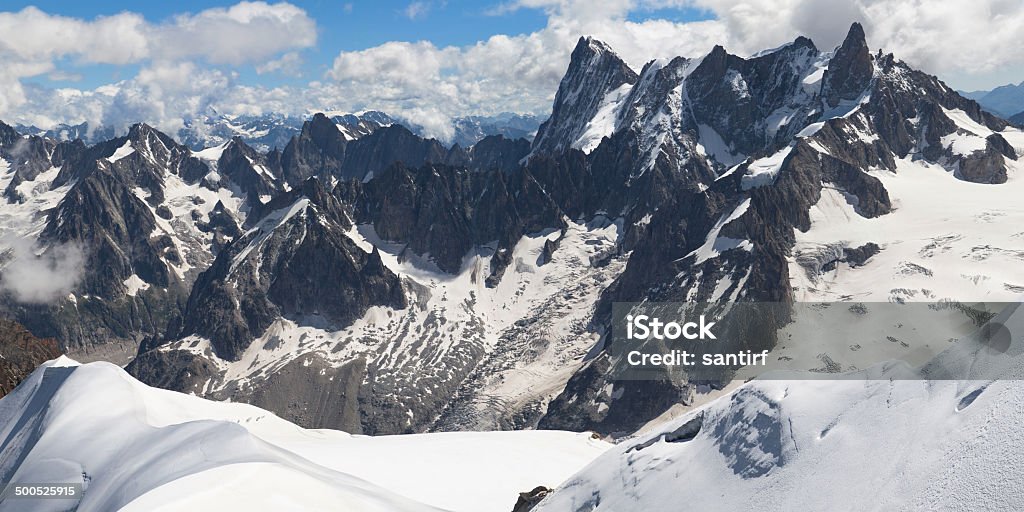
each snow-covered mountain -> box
[0,357,609,512]
[1,22,1023,441]
[448,113,541,148]
[17,111,540,153]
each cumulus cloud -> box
[150,2,316,65]
[0,237,85,304]
[0,2,315,124]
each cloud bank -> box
[1,0,1023,141]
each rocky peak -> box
[0,120,19,148]
[305,113,346,148]
[280,113,348,185]
[216,137,282,202]
[823,22,873,106]
[531,37,639,154]
[466,134,531,174]
[126,122,157,140]
[331,111,395,141]
[339,124,450,181]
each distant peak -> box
[793,36,816,51]
[127,122,153,137]
[841,22,867,51]
[304,112,341,136]
[708,44,729,60]
[823,22,873,106]
[572,36,620,62]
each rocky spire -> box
[822,22,873,107]
[531,37,638,154]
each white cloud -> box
[0,7,149,65]
[403,1,433,20]
[151,2,316,65]
[0,237,85,304]
[255,52,304,76]
[0,2,315,122]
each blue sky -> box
[0,1,1021,137]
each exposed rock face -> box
[11,125,215,350]
[176,178,405,361]
[279,115,533,186]
[339,124,455,181]
[957,134,1014,183]
[532,37,639,154]
[0,128,85,202]
[536,23,1018,434]
[45,163,174,295]
[351,162,563,275]
[2,123,276,355]
[280,113,348,185]
[0,319,61,398]
[822,22,873,106]
[467,135,531,174]
[216,137,284,201]
[330,110,395,141]
[0,121,18,147]
[511,486,552,512]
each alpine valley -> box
[3,22,1024,511]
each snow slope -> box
[0,359,610,512]
[535,303,1024,511]
[790,156,1024,303]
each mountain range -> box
[15,111,542,153]
[0,22,1022,442]
[961,81,1024,121]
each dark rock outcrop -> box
[0,319,61,398]
[823,23,873,106]
[350,161,564,277]
[216,137,283,201]
[511,486,552,512]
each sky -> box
[1,0,1022,141]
